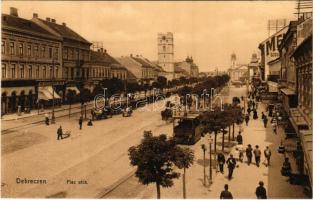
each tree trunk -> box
[222,129,225,152]
[156,182,161,199]
[232,123,235,141]
[69,103,71,118]
[214,131,217,153]
[228,126,231,145]
[183,168,186,199]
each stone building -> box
[278,21,298,112]
[290,16,312,186]
[31,13,92,97]
[157,32,174,80]
[1,8,63,115]
[174,56,199,78]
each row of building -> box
[258,15,312,189]
[1,7,199,115]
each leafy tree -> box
[172,147,194,199]
[128,131,180,199]
[157,76,167,89]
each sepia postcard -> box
[1,0,312,199]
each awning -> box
[38,86,61,100]
[280,88,296,96]
[300,129,312,184]
[67,86,80,94]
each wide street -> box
[1,85,309,198]
[1,96,173,198]
[103,85,309,199]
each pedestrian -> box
[255,181,267,199]
[57,126,63,140]
[254,145,261,167]
[246,144,253,165]
[261,112,265,120]
[253,109,258,119]
[217,152,226,174]
[255,102,259,110]
[91,109,95,121]
[79,116,83,130]
[87,119,93,126]
[264,146,271,167]
[281,157,292,177]
[245,114,250,126]
[220,184,233,199]
[226,154,236,180]
[252,101,256,109]
[45,113,49,125]
[263,116,268,128]
[271,117,277,134]
[247,107,251,116]
[236,132,243,145]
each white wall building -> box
[157,32,174,80]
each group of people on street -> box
[220,181,267,199]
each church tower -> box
[158,32,174,75]
[231,53,237,69]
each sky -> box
[2,1,296,72]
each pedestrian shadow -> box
[62,131,71,140]
[197,158,209,167]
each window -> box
[49,48,52,58]
[19,43,23,55]
[27,44,31,57]
[9,42,15,55]
[2,64,6,78]
[75,49,79,59]
[19,65,24,78]
[63,48,68,59]
[55,48,59,59]
[49,66,53,78]
[11,64,16,78]
[55,66,58,78]
[2,41,5,54]
[41,46,45,58]
[42,66,46,79]
[35,66,39,78]
[34,45,39,57]
[28,65,32,78]
[163,46,166,51]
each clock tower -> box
[158,32,174,79]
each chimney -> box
[62,22,66,26]
[33,13,38,18]
[46,17,50,22]
[51,19,56,23]
[10,7,18,17]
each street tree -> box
[172,147,194,199]
[128,131,180,199]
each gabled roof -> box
[36,18,91,44]
[2,14,60,40]
[115,56,142,79]
[90,50,119,65]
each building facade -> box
[32,13,92,97]
[157,32,174,80]
[1,8,63,115]
[291,16,312,186]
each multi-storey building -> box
[290,16,312,186]
[174,56,199,78]
[31,13,92,94]
[1,8,63,115]
[157,32,174,80]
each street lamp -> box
[201,144,207,186]
[51,56,56,124]
[208,135,213,184]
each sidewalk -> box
[127,86,308,199]
[1,101,93,121]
